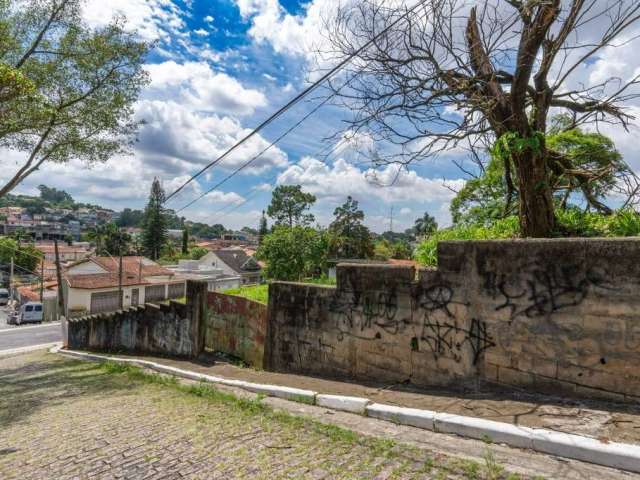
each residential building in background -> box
[63,256,186,316]
[167,259,241,292]
[199,249,262,285]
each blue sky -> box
[2,0,639,232]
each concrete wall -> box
[66,280,206,358]
[266,238,640,403]
[205,292,267,368]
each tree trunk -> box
[514,149,555,237]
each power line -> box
[164,0,427,204]
[174,93,336,214]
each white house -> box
[199,249,262,285]
[167,259,241,292]
[63,256,186,316]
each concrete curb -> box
[1,342,62,357]
[54,348,640,474]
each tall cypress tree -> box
[142,178,168,260]
[258,210,268,245]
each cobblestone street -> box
[0,351,514,480]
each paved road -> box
[0,308,61,351]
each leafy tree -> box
[142,178,168,260]
[0,236,42,272]
[328,196,374,259]
[267,185,316,227]
[322,0,640,237]
[413,212,438,238]
[0,0,149,197]
[38,185,73,204]
[189,247,208,260]
[451,123,630,225]
[116,208,144,228]
[88,222,129,256]
[256,226,328,281]
[181,228,189,255]
[258,210,268,245]
[374,239,413,260]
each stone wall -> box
[266,239,640,403]
[66,280,207,358]
[205,292,267,368]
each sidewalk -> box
[73,350,640,445]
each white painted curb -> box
[1,342,62,357]
[366,403,436,431]
[317,394,370,414]
[54,348,640,474]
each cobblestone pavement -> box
[0,351,522,480]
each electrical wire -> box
[164,0,427,203]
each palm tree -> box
[414,212,438,238]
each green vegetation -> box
[0,0,149,197]
[267,185,316,227]
[223,284,269,304]
[257,225,329,281]
[142,178,168,260]
[0,236,42,272]
[328,196,374,259]
[416,209,640,266]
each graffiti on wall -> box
[414,283,494,364]
[483,262,615,321]
[329,288,409,340]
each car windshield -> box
[25,306,33,312]
[0,293,8,298]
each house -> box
[199,249,262,285]
[63,256,186,316]
[35,242,93,262]
[167,259,241,292]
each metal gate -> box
[168,282,185,299]
[90,290,121,314]
[131,288,139,306]
[144,285,165,303]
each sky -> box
[2,0,640,233]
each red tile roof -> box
[91,256,173,277]
[65,272,151,289]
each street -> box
[0,307,61,351]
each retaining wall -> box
[265,238,640,403]
[66,280,207,358]
[205,292,267,368]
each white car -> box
[16,302,43,325]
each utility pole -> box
[39,257,44,302]
[9,256,14,301]
[54,239,65,321]
[389,206,394,233]
[118,233,123,310]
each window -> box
[35,305,42,311]
[25,305,33,312]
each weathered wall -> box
[205,292,267,368]
[66,280,206,358]
[266,239,640,403]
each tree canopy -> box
[328,196,374,259]
[142,178,168,260]
[267,185,316,227]
[0,0,149,197]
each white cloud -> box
[193,28,209,37]
[144,61,267,116]
[83,0,187,43]
[399,207,411,216]
[135,100,288,175]
[277,157,464,204]
[204,15,215,23]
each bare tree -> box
[319,0,640,237]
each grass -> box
[223,283,269,304]
[222,276,336,305]
[96,360,523,479]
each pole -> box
[54,239,64,321]
[118,234,123,310]
[39,257,44,302]
[9,256,14,301]
[389,206,394,233]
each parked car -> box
[15,302,43,325]
[0,288,8,306]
